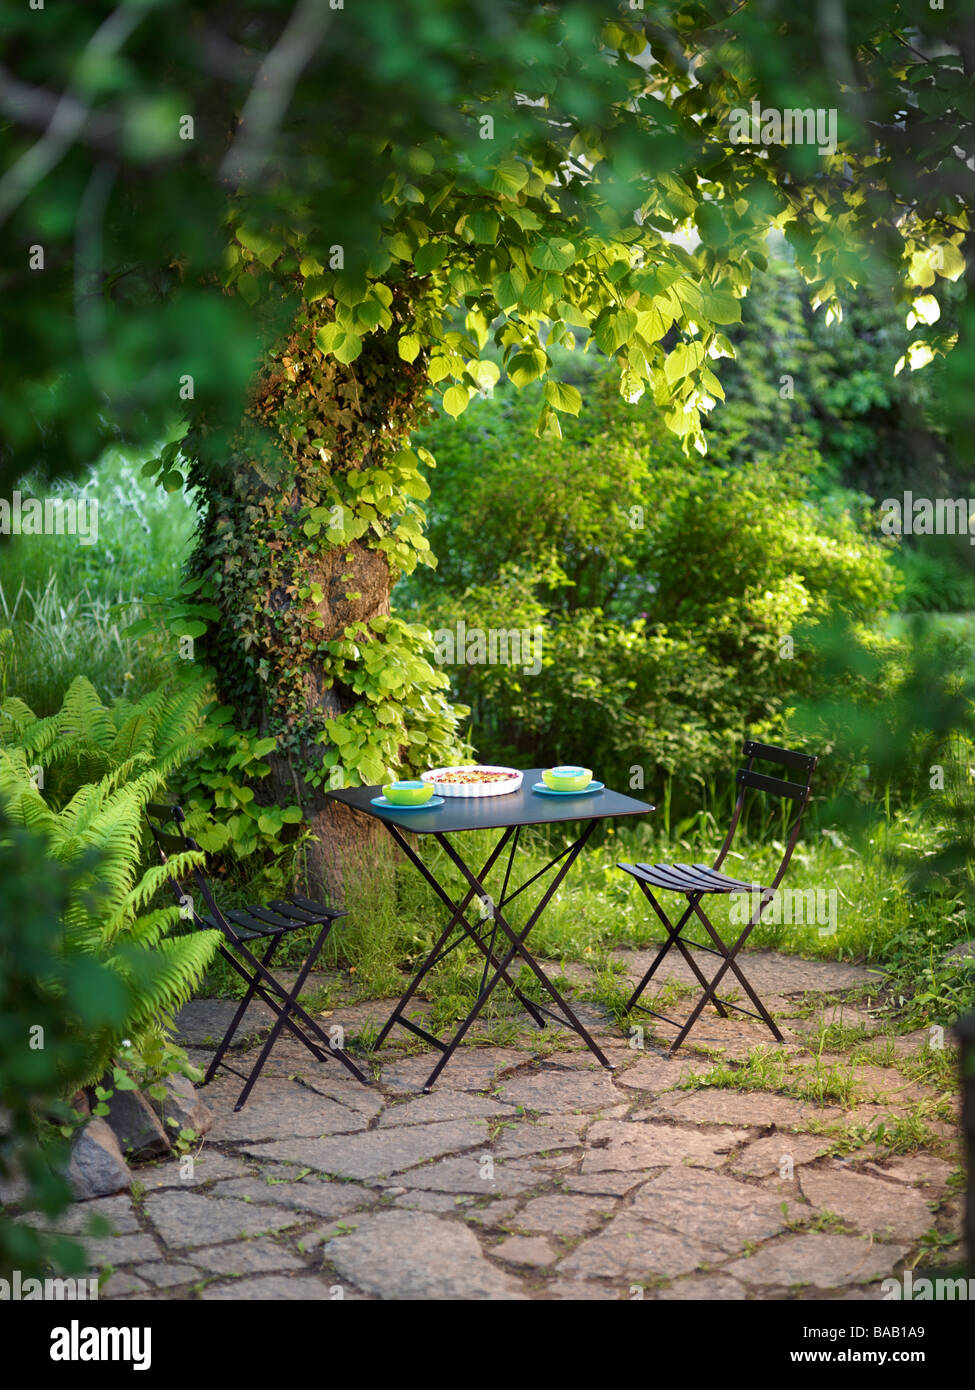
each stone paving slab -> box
[143,1191,302,1248]
[582,1119,751,1172]
[558,1216,712,1281]
[612,947,873,997]
[324,1210,527,1299]
[631,1168,791,1253]
[798,1163,936,1242]
[19,946,960,1302]
[241,1117,491,1180]
[725,1233,908,1289]
[644,1088,845,1130]
[174,998,276,1048]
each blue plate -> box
[531,781,604,796]
[370,795,445,811]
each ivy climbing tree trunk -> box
[185,290,464,899]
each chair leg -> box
[232,921,334,1111]
[669,899,783,1052]
[625,887,729,1018]
[684,898,784,1044]
[203,937,280,1086]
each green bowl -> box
[383,779,433,806]
[543,766,592,792]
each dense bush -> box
[405,362,900,805]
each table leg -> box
[422,820,611,1090]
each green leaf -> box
[398,333,421,363]
[593,307,637,355]
[507,346,548,387]
[489,159,530,196]
[543,379,582,415]
[466,210,499,245]
[442,385,471,417]
[697,285,742,325]
[530,237,576,272]
[492,268,525,311]
[414,240,449,275]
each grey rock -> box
[644,1088,843,1130]
[393,1154,540,1196]
[582,1119,750,1173]
[200,1275,341,1300]
[558,1216,709,1281]
[147,1073,213,1140]
[81,1233,162,1268]
[498,1067,619,1114]
[378,1090,517,1127]
[491,1235,557,1267]
[99,1271,150,1298]
[211,1175,371,1222]
[103,1088,171,1161]
[173,997,275,1049]
[730,1133,831,1179]
[135,1151,251,1190]
[192,1238,306,1276]
[67,1118,133,1200]
[652,1274,747,1300]
[517,1194,615,1238]
[133,1261,202,1288]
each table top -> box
[327,769,655,835]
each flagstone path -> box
[25,947,964,1300]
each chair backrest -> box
[145,801,230,936]
[713,740,818,889]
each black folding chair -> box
[145,802,369,1108]
[617,740,818,1053]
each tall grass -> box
[0,448,197,712]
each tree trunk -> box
[186,298,456,898]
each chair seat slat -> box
[267,899,328,924]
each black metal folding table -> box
[328,770,654,1090]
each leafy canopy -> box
[2,1,971,487]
